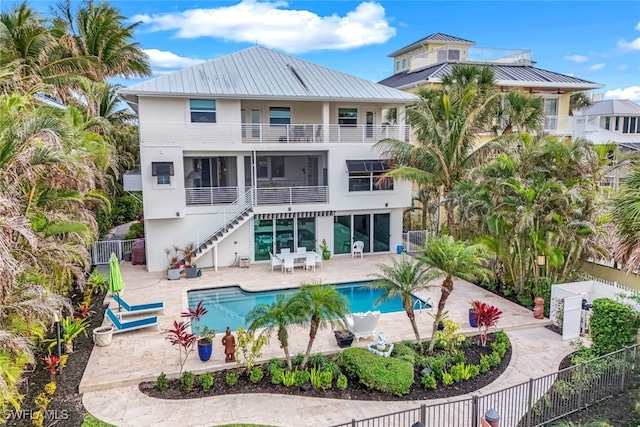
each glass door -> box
[254,219,273,261]
[353,214,370,253]
[373,213,390,252]
[334,215,351,254]
[365,111,374,138]
[275,219,295,253]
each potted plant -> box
[181,301,215,362]
[469,302,478,328]
[165,245,181,280]
[333,321,354,348]
[319,238,331,261]
[181,243,201,279]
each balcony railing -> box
[252,186,328,205]
[139,122,410,144]
[186,186,239,206]
[408,45,532,70]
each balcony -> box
[408,45,532,70]
[186,186,239,206]
[139,122,411,144]
[186,186,328,206]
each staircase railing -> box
[175,188,254,252]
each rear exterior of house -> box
[119,46,416,272]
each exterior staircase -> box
[175,189,254,265]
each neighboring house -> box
[118,46,416,272]
[378,32,604,136]
[575,99,640,190]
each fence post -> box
[471,395,478,427]
[621,346,628,392]
[351,419,356,427]
[420,404,426,424]
[526,378,534,427]
[577,362,584,410]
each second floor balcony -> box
[140,122,411,145]
[185,185,328,206]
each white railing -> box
[139,122,411,144]
[90,239,141,265]
[408,45,531,69]
[253,186,328,205]
[175,189,254,251]
[186,186,239,206]
[402,230,431,254]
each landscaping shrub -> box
[199,372,214,391]
[423,353,450,380]
[488,352,501,367]
[307,354,327,368]
[250,367,264,383]
[282,370,296,387]
[292,353,304,367]
[320,370,332,390]
[268,358,285,375]
[322,361,342,379]
[124,221,144,239]
[451,350,465,365]
[421,373,437,389]
[341,347,414,396]
[590,298,639,356]
[391,343,416,365]
[336,373,348,390]
[270,368,284,385]
[441,371,454,386]
[491,342,508,358]
[294,370,309,387]
[225,372,239,386]
[468,364,480,378]
[156,372,169,391]
[479,355,491,373]
[181,371,195,391]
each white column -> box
[397,105,406,141]
[322,102,330,143]
[214,245,218,272]
[237,154,245,195]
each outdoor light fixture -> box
[536,255,546,266]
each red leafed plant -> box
[473,301,503,347]
[181,301,210,340]
[43,355,59,382]
[164,320,196,373]
[76,303,95,319]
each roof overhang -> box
[388,41,474,58]
[392,79,604,92]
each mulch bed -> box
[8,288,108,427]
[140,335,512,402]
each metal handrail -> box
[175,188,254,252]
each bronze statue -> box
[221,327,236,362]
[533,297,545,319]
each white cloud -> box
[605,86,640,102]
[143,49,205,74]
[564,54,588,63]
[618,37,640,51]
[132,0,395,53]
[619,64,628,71]
[588,63,606,71]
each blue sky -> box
[30,1,640,100]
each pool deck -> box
[80,254,572,426]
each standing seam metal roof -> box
[387,33,475,57]
[580,100,640,116]
[120,46,416,102]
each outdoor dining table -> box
[275,251,321,271]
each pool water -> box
[187,281,431,333]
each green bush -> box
[491,342,508,358]
[441,371,454,386]
[479,355,491,373]
[282,370,296,387]
[421,373,437,389]
[450,363,473,382]
[322,361,342,379]
[336,373,348,390]
[292,353,304,368]
[250,367,264,383]
[199,372,214,391]
[451,350,465,365]
[307,354,327,368]
[590,298,639,356]
[181,371,195,391]
[225,372,239,386]
[494,330,510,347]
[468,364,480,378]
[268,358,285,375]
[423,353,450,380]
[414,354,430,369]
[341,347,414,396]
[156,372,169,391]
[270,368,284,385]
[294,369,309,387]
[488,351,501,367]
[391,343,416,365]
[320,370,332,390]
[124,222,144,239]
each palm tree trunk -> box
[301,317,319,369]
[444,197,456,238]
[428,278,454,353]
[283,345,292,371]
[403,299,421,343]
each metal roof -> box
[580,99,640,116]
[387,33,475,57]
[583,125,640,145]
[119,46,416,104]
[378,62,603,91]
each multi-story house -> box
[378,32,603,135]
[119,46,416,272]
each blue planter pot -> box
[197,340,213,362]
[469,311,478,328]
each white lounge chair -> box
[304,253,316,271]
[270,252,283,272]
[352,241,364,258]
[345,310,381,342]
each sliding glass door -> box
[333,213,391,255]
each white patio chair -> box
[283,256,294,274]
[345,311,381,342]
[304,253,316,271]
[352,241,364,259]
[297,247,307,254]
[314,251,323,268]
[270,252,283,272]
[281,248,291,255]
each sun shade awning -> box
[346,160,390,173]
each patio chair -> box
[106,308,159,334]
[304,253,316,271]
[283,257,294,274]
[352,241,364,259]
[270,252,283,272]
[281,248,291,255]
[113,294,164,316]
[345,311,381,342]
[296,247,307,254]
[314,251,323,268]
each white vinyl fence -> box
[90,239,141,265]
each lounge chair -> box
[113,294,164,316]
[106,308,159,334]
[345,310,381,342]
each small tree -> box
[164,321,196,374]
[235,327,268,373]
[473,301,502,346]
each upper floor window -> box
[396,61,401,71]
[622,117,639,134]
[346,160,393,192]
[190,99,216,123]
[270,107,290,125]
[338,108,357,126]
[402,58,407,69]
[605,117,610,130]
[152,161,174,188]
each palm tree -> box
[246,295,305,370]
[367,256,441,343]
[293,282,349,369]
[569,92,591,116]
[419,235,490,353]
[612,164,640,272]
[375,64,498,237]
[492,90,543,135]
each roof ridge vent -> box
[287,63,308,90]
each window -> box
[346,160,393,192]
[623,117,630,133]
[256,156,284,179]
[396,61,400,71]
[543,98,558,130]
[157,176,171,185]
[271,157,285,178]
[338,108,357,126]
[631,117,638,134]
[189,99,216,123]
[152,161,174,188]
[615,117,620,131]
[402,58,407,69]
[605,117,610,130]
[269,107,290,125]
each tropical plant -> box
[292,282,349,369]
[181,300,215,342]
[43,354,59,383]
[419,235,490,353]
[234,327,267,373]
[472,301,503,346]
[47,316,89,353]
[367,255,441,343]
[246,295,305,370]
[612,164,640,273]
[164,320,196,374]
[491,89,543,135]
[569,92,592,116]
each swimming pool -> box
[187,281,431,333]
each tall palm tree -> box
[419,235,490,353]
[293,282,349,369]
[612,164,640,272]
[375,64,498,237]
[492,90,543,135]
[246,295,305,370]
[367,256,441,343]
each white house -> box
[119,46,417,272]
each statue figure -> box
[375,331,386,350]
[221,327,236,363]
[533,297,545,319]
